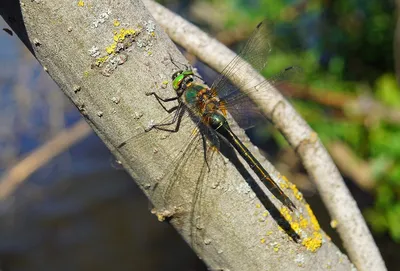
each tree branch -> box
[0,119,92,199]
[143,1,386,270]
[0,0,375,270]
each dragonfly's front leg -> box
[145,102,184,132]
[145,91,180,113]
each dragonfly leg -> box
[168,52,190,71]
[146,102,184,132]
[146,92,179,113]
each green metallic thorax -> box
[184,84,206,105]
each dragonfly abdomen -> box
[212,117,296,211]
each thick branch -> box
[144,1,386,271]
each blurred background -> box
[1,0,399,270]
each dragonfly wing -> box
[222,66,302,129]
[222,93,266,129]
[210,19,274,99]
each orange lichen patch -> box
[77,1,84,7]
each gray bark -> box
[0,0,371,270]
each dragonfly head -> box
[171,70,183,81]
[172,70,195,93]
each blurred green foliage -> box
[196,0,400,242]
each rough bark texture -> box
[0,0,375,270]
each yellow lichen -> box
[330,219,338,229]
[279,176,289,189]
[105,28,136,55]
[95,55,109,66]
[290,222,300,233]
[281,175,303,201]
[302,231,322,252]
[299,214,308,229]
[262,211,269,217]
[260,238,266,244]
[266,231,273,236]
[113,28,136,42]
[306,204,321,231]
[77,1,84,7]
[297,204,323,252]
[278,200,323,252]
[255,203,261,208]
[280,206,292,223]
[106,43,117,55]
[114,20,121,27]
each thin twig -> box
[0,120,92,199]
[144,1,386,270]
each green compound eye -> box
[172,70,194,90]
[172,73,185,90]
[171,70,182,80]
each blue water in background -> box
[0,19,115,179]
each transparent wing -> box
[210,19,273,99]
[221,66,302,129]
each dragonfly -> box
[139,19,298,212]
